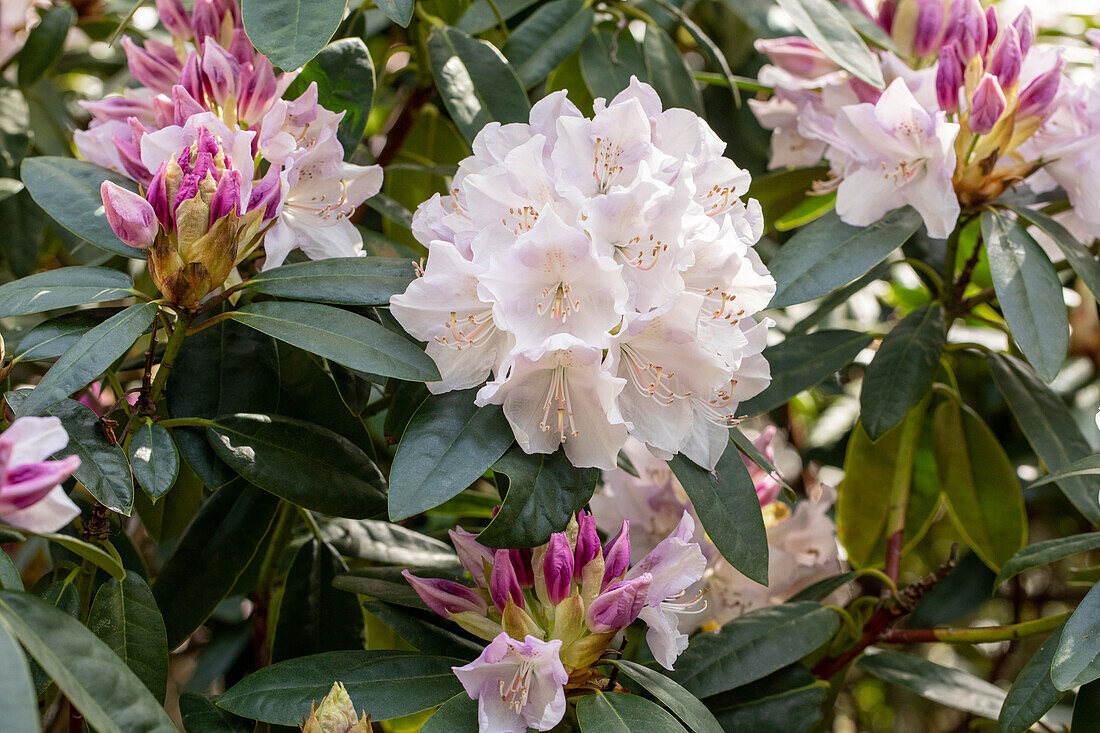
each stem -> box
[883,403,926,589]
[156,417,218,429]
[148,313,192,403]
[184,311,233,338]
[880,613,1070,644]
[299,507,326,543]
[941,225,963,311]
[252,502,297,668]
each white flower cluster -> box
[391,79,775,471]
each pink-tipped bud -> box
[947,0,987,60]
[155,0,192,39]
[121,36,179,94]
[969,74,1006,134]
[112,118,152,185]
[238,57,278,125]
[984,7,999,52]
[849,77,882,104]
[449,528,494,588]
[202,39,240,108]
[543,533,574,605]
[574,511,600,580]
[509,548,533,588]
[878,0,898,33]
[171,85,206,126]
[228,28,254,66]
[753,37,838,79]
[191,0,222,44]
[936,44,963,112]
[601,521,631,589]
[489,549,524,612]
[989,25,1022,87]
[179,52,205,109]
[147,162,171,228]
[248,165,282,221]
[913,0,944,57]
[1012,8,1034,56]
[208,167,241,224]
[402,570,487,619]
[101,181,158,248]
[585,574,651,633]
[1017,57,1065,119]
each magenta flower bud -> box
[601,521,630,589]
[947,0,987,60]
[753,37,838,79]
[969,74,1006,134]
[585,574,651,633]
[191,0,222,44]
[449,528,494,587]
[402,570,488,618]
[877,0,898,33]
[913,0,944,57]
[509,548,534,588]
[1012,8,1034,56]
[574,511,600,580]
[984,7,998,52]
[122,36,179,94]
[202,39,240,108]
[155,0,192,39]
[490,549,524,612]
[989,25,1022,87]
[248,165,282,221]
[101,181,158,249]
[148,163,171,228]
[179,52,205,109]
[238,58,278,125]
[849,77,882,104]
[229,28,254,66]
[542,533,574,605]
[213,0,243,27]
[209,168,241,224]
[79,96,151,123]
[171,85,206,126]
[936,44,963,112]
[112,118,152,185]
[1017,57,1065,119]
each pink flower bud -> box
[753,37,839,79]
[601,521,630,589]
[148,163,172,228]
[489,549,524,612]
[878,0,898,33]
[239,57,278,125]
[248,165,282,221]
[229,28,254,66]
[1017,57,1065,119]
[155,0,192,39]
[179,52,205,109]
[913,0,944,57]
[984,7,998,52]
[509,548,534,588]
[112,118,153,185]
[209,167,241,223]
[849,77,882,104]
[574,511,600,580]
[947,0,987,60]
[585,574,651,633]
[191,0,222,44]
[989,25,1022,87]
[171,85,206,126]
[542,533,574,605]
[80,96,152,123]
[936,44,963,112]
[402,570,488,618]
[201,39,240,108]
[969,74,1006,134]
[1012,8,1034,56]
[101,181,158,248]
[121,36,180,94]
[449,528,494,587]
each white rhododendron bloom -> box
[391,79,775,470]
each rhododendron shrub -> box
[2,1,1100,732]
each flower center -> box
[537,282,580,323]
[500,661,536,713]
[540,365,578,443]
[593,137,626,192]
[621,344,689,405]
[616,233,669,272]
[435,310,497,351]
[694,379,741,426]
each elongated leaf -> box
[610,660,722,733]
[241,0,346,72]
[861,305,945,440]
[479,447,599,548]
[376,0,414,26]
[179,694,252,733]
[0,266,132,318]
[1000,629,1066,733]
[1009,205,1100,303]
[228,300,438,382]
[995,533,1100,588]
[981,211,1067,382]
[17,302,155,417]
[741,330,873,415]
[389,390,513,520]
[579,28,648,100]
[768,208,922,308]
[284,38,375,155]
[458,0,541,34]
[1030,455,1100,487]
[988,354,1100,526]
[364,600,483,659]
[670,446,769,584]
[13,311,100,362]
[642,26,703,114]
[789,571,859,603]
[0,619,37,733]
[153,481,280,648]
[0,590,176,733]
[503,0,595,88]
[858,650,1004,719]
[1053,581,1100,690]
[20,157,144,259]
[37,532,124,580]
[577,691,688,732]
[129,420,179,502]
[273,343,372,450]
[322,518,457,567]
[420,692,480,732]
[427,26,530,143]
[245,257,411,305]
[776,0,884,88]
[0,550,23,590]
[933,401,1027,571]
[218,650,465,724]
[17,4,74,86]
[670,603,839,698]
[208,413,386,518]
[88,574,168,702]
[1073,681,1100,731]
[711,680,829,733]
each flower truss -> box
[390,78,775,471]
[403,510,706,731]
[750,0,1100,239]
[592,431,844,630]
[0,417,81,533]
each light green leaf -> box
[36,532,124,580]
[241,0,347,72]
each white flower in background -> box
[0,417,81,533]
[0,0,41,67]
[391,79,775,470]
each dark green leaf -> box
[36,532,124,580]
[17,5,76,86]
[641,26,703,114]
[1073,681,1100,731]
[153,481,280,648]
[988,353,1100,527]
[217,650,465,724]
[857,650,1004,719]
[776,0,884,88]
[427,26,530,144]
[389,390,513,520]
[671,603,839,698]
[129,420,179,502]
[860,304,945,440]
[13,310,100,362]
[711,680,829,733]
[669,446,768,584]
[1053,581,1100,690]
[16,302,155,417]
[20,157,144,259]
[579,28,648,101]
[1029,455,1100,488]
[0,619,37,733]
[364,600,483,659]
[228,300,439,382]
[179,694,252,733]
[322,518,457,567]
[479,447,599,548]
[273,343,372,450]
[502,0,595,88]
[284,38,375,155]
[1008,205,1100,304]
[240,0,346,72]
[208,413,386,518]
[375,0,414,26]
[88,574,168,702]
[419,691,480,732]
[0,266,132,318]
[272,539,363,661]
[577,690,687,732]
[995,534,1100,588]
[999,629,1066,733]
[244,256,412,305]
[458,0,541,34]
[788,571,858,602]
[610,660,723,733]
[333,571,429,609]
[0,590,176,733]
[0,550,23,591]
[741,330,873,415]
[981,211,1067,382]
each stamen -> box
[434,310,497,351]
[539,365,579,442]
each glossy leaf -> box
[375,0,414,26]
[767,208,922,308]
[994,533,1100,588]
[711,681,829,733]
[579,28,648,101]
[228,300,439,382]
[479,447,599,548]
[37,532,124,580]
[13,311,100,362]
[129,420,179,502]
[364,601,483,660]
[503,0,594,88]
[272,343,372,451]
[981,211,1067,382]
[776,0,884,88]
[1009,205,1100,304]
[1053,581,1100,690]
[218,650,466,724]
[861,304,945,440]
[0,618,37,733]
[88,574,168,701]
[420,692,480,732]
[17,5,75,86]
[610,660,723,733]
[0,266,132,318]
[576,690,688,732]
[208,414,386,518]
[283,38,375,155]
[389,390,513,521]
[244,256,412,305]
[641,26,703,114]
[458,0,541,34]
[179,694,253,733]
[240,0,346,72]
[1030,455,1100,488]
[427,26,530,144]
[999,629,1066,733]
[0,550,23,590]
[323,518,457,567]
